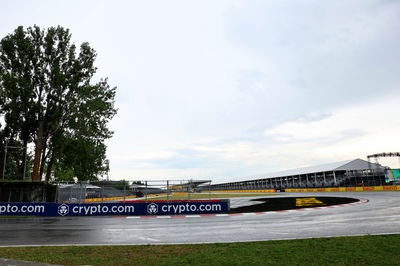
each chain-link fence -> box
[56,180,212,203]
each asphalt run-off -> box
[0,192,399,246]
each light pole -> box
[2,141,28,180]
[2,141,7,180]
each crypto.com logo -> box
[58,204,69,216]
[147,203,158,214]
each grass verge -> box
[0,235,398,265]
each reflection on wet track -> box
[0,192,399,246]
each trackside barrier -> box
[202,186,400,194]
[83,192,187,203]
[84,195,136,203]
[201,189,276,193]
[0,200,229,217]
[285,186,400,192]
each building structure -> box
[206,159,387,191]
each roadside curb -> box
[113,198,369,219]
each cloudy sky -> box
[1,0,399,182]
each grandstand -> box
[205,159,388,191]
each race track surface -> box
[0,192,399,246]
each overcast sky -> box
[1,0,399,182]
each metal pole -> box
[69,185,73,203]
[208,181,211,199]
[79,183,83,203]
[123,180,126,201]
[314,173,317,187]
[55,184,59,203]
[84,183,87,203]
[102,180,104,202]
[23,148,27,181]
[333,171,337,186]
[145,181,148,201]
[167,180,169,201]
[368,156,371,171]
[188,182,190,201]
[2,142,7,180]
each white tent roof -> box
[216,159,383,184]
[58,184,101,189]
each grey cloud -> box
[226,0,400,127]
[124,148,218,170]
[295,112,332,123]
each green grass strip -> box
[0,235,399,265]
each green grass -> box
[0,235,399,265]
[141,193,275,201]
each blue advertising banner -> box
[0,200,229,216]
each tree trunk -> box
[31,121,44,182]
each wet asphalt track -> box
[0,192,399,246]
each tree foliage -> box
[0,25,117,181]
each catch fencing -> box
[56,179,212,203]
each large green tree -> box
[0,25,117,182]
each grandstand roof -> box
[217,159,383,184]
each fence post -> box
[68,185,72,203]
[84,183,87,203]
[167,180,169,202]
[2,142,7,180]
[123,180,126,201]
[79,183,83,203]
[208,181,211,199]
[145,181,148,201]
[102,180,104,202]
[55,184,59,203]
